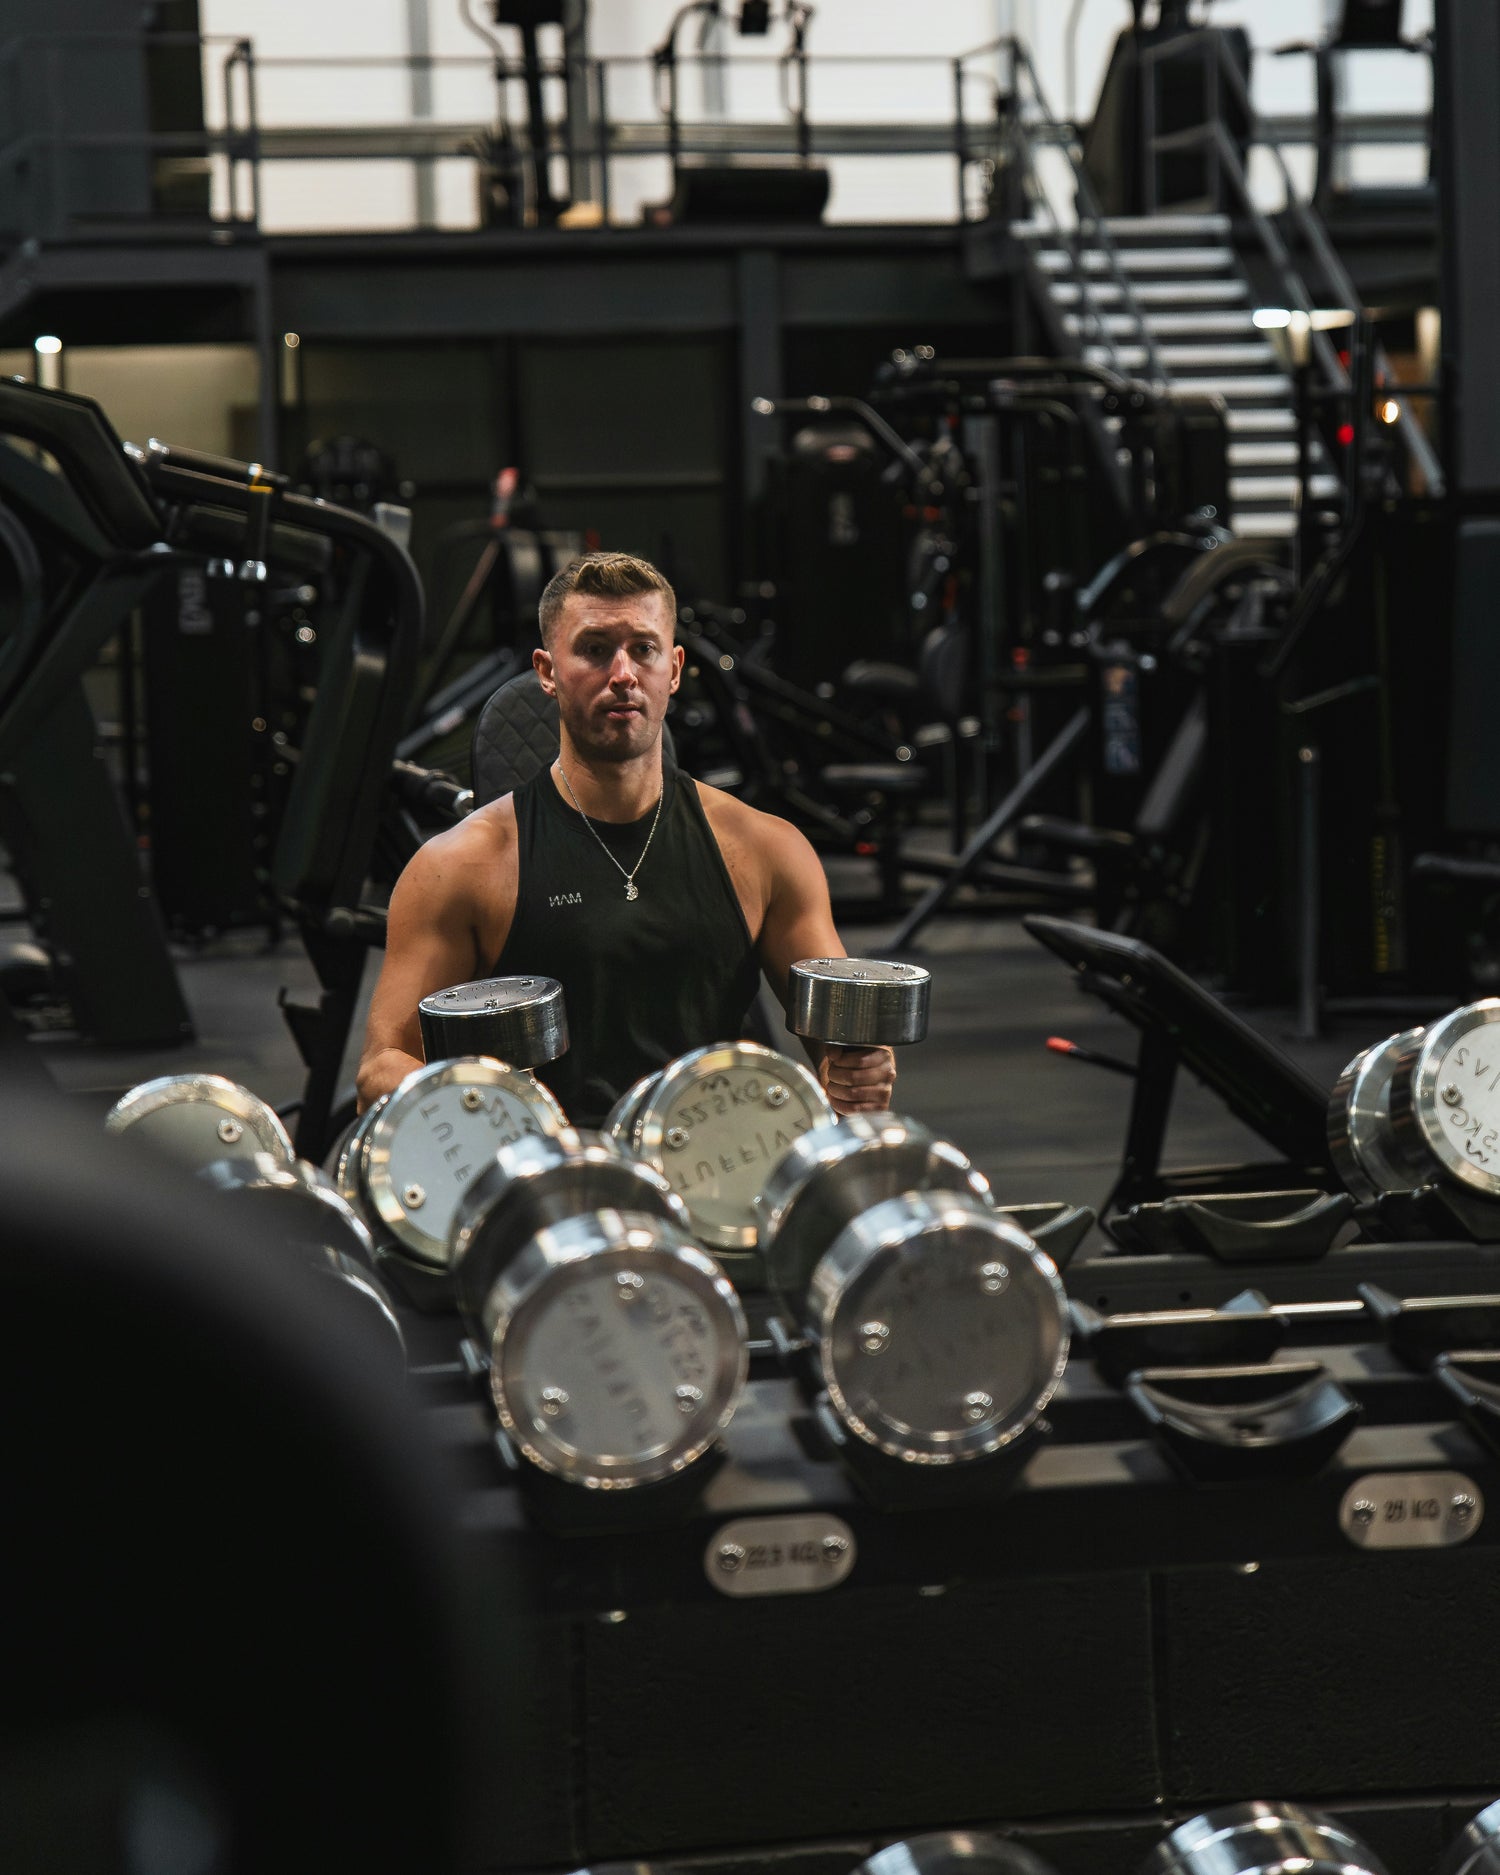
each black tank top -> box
[495,768,762,1125]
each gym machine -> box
[0,383,193,1045]
[400,467,584,785]
[648,1,828,225]
[0,381,427,1148]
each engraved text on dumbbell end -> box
[665,1112,820,1193]
[408,1086,546,1192]
[517,1270,722,1450]
[800,958,924,980]
[1426,1035,1500,1172]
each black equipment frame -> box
[1022,914,1335,1217]
[0,383,422,1145]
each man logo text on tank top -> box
[549,891,583,908]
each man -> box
[357,551,896,1123]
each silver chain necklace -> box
[555,758,665,901]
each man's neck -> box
[553,737,664,823]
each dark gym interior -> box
[4,3,1500,1873]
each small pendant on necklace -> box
[625,880,639,901]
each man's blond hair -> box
[538,552,677,647]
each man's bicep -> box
[364,849,483,1057]
[756,823,844,1001]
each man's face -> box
[535,589,684,764]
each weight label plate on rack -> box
[706,1513,857,1597]
[1338,1472,1484,1549]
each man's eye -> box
[634,643,658,659]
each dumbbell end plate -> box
[788,958,930,1047]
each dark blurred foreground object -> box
[0,1079,468,1873]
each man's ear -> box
[669,642,685,694]
[533,644,555,695]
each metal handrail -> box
[1000,38,1166,385]
[1140,28,1444,497]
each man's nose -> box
[608,648,636,684]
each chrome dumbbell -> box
[1328,1026,1426,1200]
[106,1073,294,1170]
[416,973,568,1071]
[1331,1000,1500,1206]
[336,1057,567,1278]
[1388,1000,1500,1199]
[759,1115,1069,1470]
[1143,1804,1388,1875]
[1442,1798,1500,1875]
[786,955,931,1049]
[452,1129,748,1492]
[855,1833,1060,1875]
[605,1041,834,1274]
[197,1153,406,1380]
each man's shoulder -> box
[692,779,815,875]
[404,795,518,888]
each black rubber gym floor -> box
[29,894,1438,1231]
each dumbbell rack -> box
[404,1284,1500,1875]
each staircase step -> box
[1230,473,1343,503]
[1081,345,1152,370]
[1063,313,1145,339]
[1014,214,1233,242]
[1228,440,1298,466]
[1180,375,1294,400]
[1159,342,1280,370]
[1063,310,1272,343]
[1101,213,1233,240]
[1081,342,1278,373]
[1146,309,1260,336]
[1034,246,1236,275]
[1225,407,1297,433]
[1048,279,1249,307]
[1234,511,1299,538]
